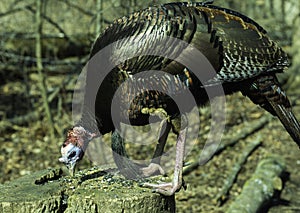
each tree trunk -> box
[0,167,175,213]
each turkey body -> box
[82,1,299,144]
[65,1,300,194]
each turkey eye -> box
[69,151,76,159]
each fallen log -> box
[226,155,285,213]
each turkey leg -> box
[141,121,172,176]
[143,124,187,196]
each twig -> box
[183,115,270,175]
[214,136,262,206]
[216,116,270,152]
[0,3,35,18]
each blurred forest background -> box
[1,0,300,212]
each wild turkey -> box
[59,1,300,196]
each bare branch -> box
[0,3,34,18]
[26,4,71,42]
[55,0,94,17]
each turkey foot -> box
[141,163,165,177]
[143,179,184,196]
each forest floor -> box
[1,74,300,212]
[1,0,300,211]
[175,90,300,212]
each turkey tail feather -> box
[243,74,300,147]
[267,100,300,147]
